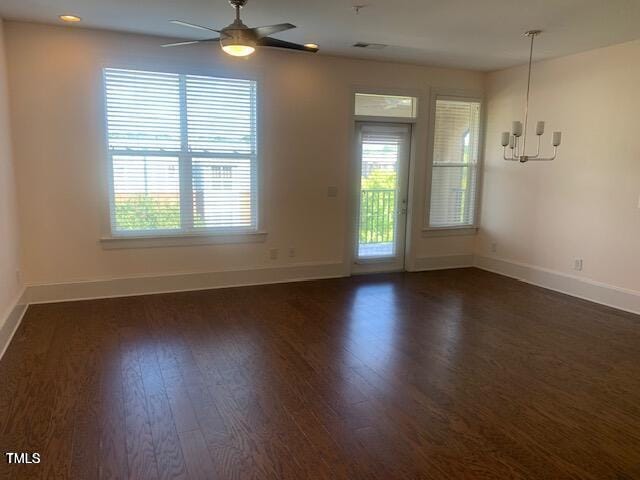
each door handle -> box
[399,198,408,215]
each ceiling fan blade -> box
[170,20,220,34]
[161,38,220,48]
[252,23,296,38]
[258,37,318,52]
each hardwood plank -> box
[1,268,639,479]
[178,429,218,480]
[119,320,160,480]
[69,302,108,479]
[95,298,130,480]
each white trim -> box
[100,230,267,249]
[22,261,345,305]
[410,254,474,271]
[0,289,28,360]
[474,255,640,316]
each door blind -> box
[358,125,408,259]
[104,68,258,235]
[428,98,481,228]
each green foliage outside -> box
[359,170,396,244]
[361,169,396,190]
[114,194,181,231]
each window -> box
[104,68,257,236]
[428,97,481,228]
[355,93,417,118]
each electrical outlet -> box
[574,259,583,271]
[269,248,278,260]
[288,247,296,258]
[491,242,497,253]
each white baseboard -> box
[411,254,474,272]
[22,261,346,305]
[474,255,640,316]
[0,290,28,360]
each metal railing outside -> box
[359,189,396,245]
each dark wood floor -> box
[1,268,640,479]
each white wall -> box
[0,19,23,341]
[478,39,640,295]
[5,21,483,290]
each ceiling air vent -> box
[353,42,387,49]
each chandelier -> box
[502,30,562,163]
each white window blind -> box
[428,98,481,228]
[104,68,257,235]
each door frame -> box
[345,86,426,277]
[351,122,412,274]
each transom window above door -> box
[354,93,418,119]
[104,68,258,236]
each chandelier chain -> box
[522,33,535,156]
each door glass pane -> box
[358,128,404,258]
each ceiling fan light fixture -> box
[222,44,256,57]
[220,26,257,57]
[59,14,82,23]
[165,0,314,56]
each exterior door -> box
[353,122,411,273]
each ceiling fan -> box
[162,0,319,57]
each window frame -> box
[423,89,484,233]
[352,86,421,125]
[99,65,265,246]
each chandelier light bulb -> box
[512,121,523,137]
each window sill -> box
[100,231,268,250]
[421,227,478,238]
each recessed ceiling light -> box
[59,15,82,23]
[304,43,319,50]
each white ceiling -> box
[1,0,639,71]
